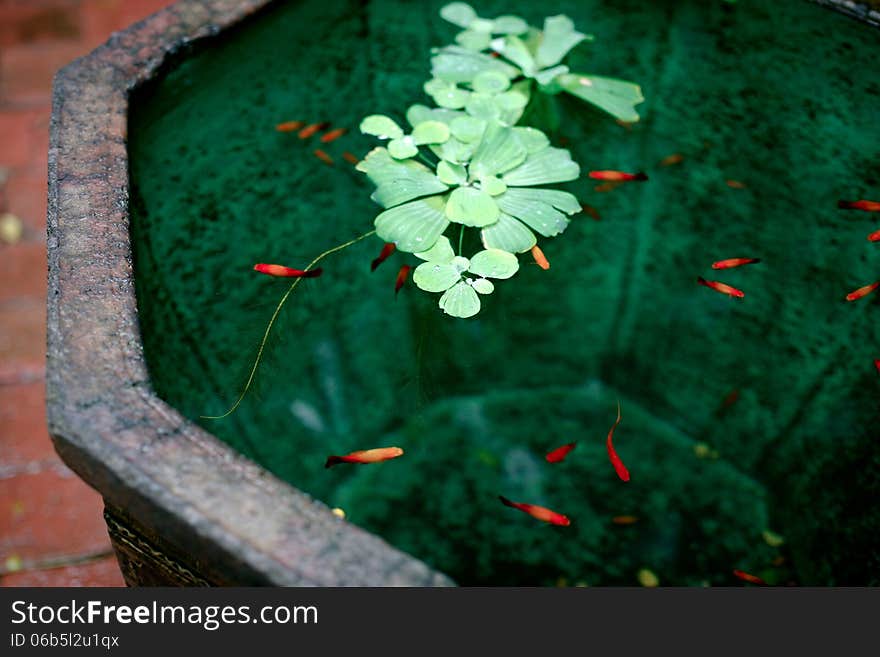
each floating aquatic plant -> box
[358,2,643,317]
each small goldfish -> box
[275,120,304,132]
[298,122,328,139]
[615,120,635,132]
[342,151,360,165]
[589,170,648,182]
[711,257,761,270]
[612,515,639,525]
[581,204,601,221]
[320,127,347,143]
[867,229,880,242]
[726,179,747,189]
[733,569,767,586]
[324,446,404,468]
[697,276,745,298]
[545,442,576,463]
[593,181,624,193]
[498,496,571,526]
[606,401,629,482]
[660,153,684,167]
[845,281,879,302]
[395,264,412,296]
[531,245,550,270]
[874,359,880,373]
[721,388,740,410]
[838,199,880,212]
[313,149,334,165]
[371,242,396,271]
[253,264,322,278]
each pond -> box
[128,0,880,585]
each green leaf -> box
[406,104,465,128]
[496,188,572,237]
[430,136,476,164]
[439,280,481,318]
[451,255,471,273]
[534,64,569,86]
[469,123,527,179]
[450,116,486,143]
[491,15,528,35]
[375,195,450,253]
[388,137,419,159]
[490,35,535,76]
[507,187,581,214]
[479,176,507,196]
[412,121,451,145]
[440,2,477,28]
[470,277,495,294]
[414,235,455,263]
[465,93,501,121]
[502,146,580,186]
[480,212,536,253]
[536,15,590,69]
[472,70,511,94]
[431,46,519,84]
[437,160,468,185]
[360,115,404,140]
[512,127,549,153]
[494,90,529,124]
[368,160,449,209]
[468,248,520,279]
[556,73,644,123]
[455,29,492,51]
[424,79,470,109]
[413,262,461,293]
[446,187,500,227]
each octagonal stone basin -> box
[49,0,880,586]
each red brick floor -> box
[0,0,176,588]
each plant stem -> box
[458,225,465,256]
[201,229,377,420]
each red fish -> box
[531,245,550,270]
[874,359,880,373]
[320,127,347,143]
[313,148,334,165]
[342,151,360,165]
[612,515,639,525]
[838,199,880,212]
[845,281,879,302]
[298,122,329,139]
[712,258,761,270]
[581,204,601,221]
[498,496,571,526]
[275,120,304,132]
[733,569,767,586]
[545,442,576,463]
[697,276,745,298]
[606,401,629,482]
[594,181,624,193]
[253,263,322,278]
[395,264,412,296]
[371,242,396,271]
[867,229,880,242]
[726,179,747,189]
[660,153,684,167]
[721,388,740,410]
[325,446,404,468]
[588,170,648,182]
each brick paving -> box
[0,0,176,587]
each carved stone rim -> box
[46,0,453,586]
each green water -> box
[128,0,880,585]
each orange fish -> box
[545,442,576,463]
[721,388,740,410]
[589,170,648,182]
[342,151,360,165]
[275,120,304,132]
[697,276,745,298]
[298,122,328,139]
[498,496,571,526]
[606,401,629,482]
[874,359,880,373]
[594,181,624,193]
[867,229,880,242]
[371,242,396,271]
[313,149,334,165]
[320,127,347,143]
[531,245,550,270]
[581,203,601,221]
[845,281,879,302]
[612,515,639,525]
[838,199,880,212]
[660,153,684,167]
[395,264,412,296]
[325,446,404,468]
[726,179,747,189]
[711,257,761,270]
[253,263,322,278]
[733,569,767,586]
